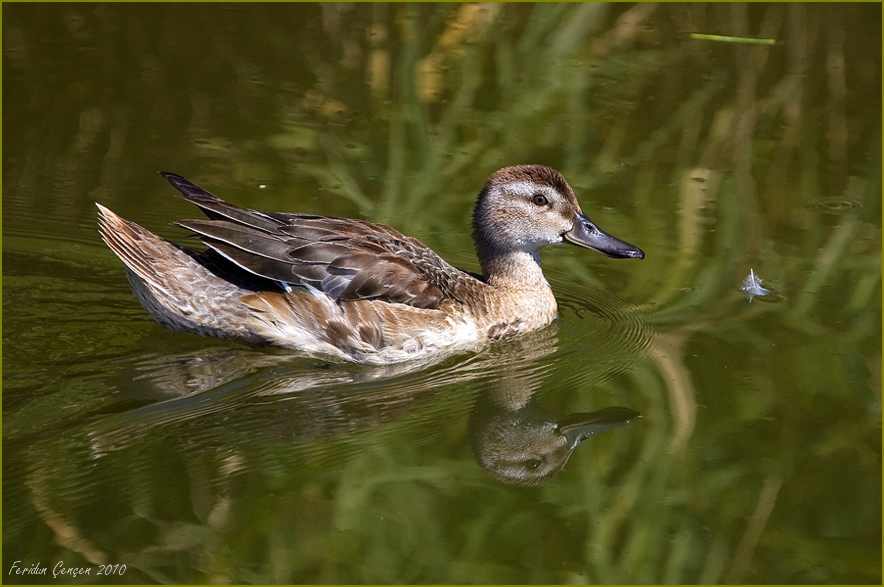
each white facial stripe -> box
[502,180,558,199]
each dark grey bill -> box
[564,212,644,259]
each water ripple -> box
[553,280,653,388]
[807,197,864,215]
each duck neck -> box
[474,248,558,332]
[479,248,552,294]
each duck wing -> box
[161,172,478,309]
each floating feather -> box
[741,268,771,302]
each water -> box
[3,3,880,584]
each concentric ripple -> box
[553,279,653,388]
[807,197,864,215]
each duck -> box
[97,165,643,364]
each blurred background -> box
[3,3,880,584]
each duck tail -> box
[96,203,261,341]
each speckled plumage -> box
[98,166,643,364]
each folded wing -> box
[162,173,476,309]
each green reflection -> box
[3,2,880,584]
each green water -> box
[3,3,880,584]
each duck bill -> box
[564,212,644,259]
[557,406,641,450]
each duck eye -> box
[531,193,548,206]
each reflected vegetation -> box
[16,327,650,583]
[3,2,881,584]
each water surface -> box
[3,3,880,584]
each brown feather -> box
[162,177,482,309]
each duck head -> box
[472,165,644,262]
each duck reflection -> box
[469,376,640,486]
[92,328,639,487]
